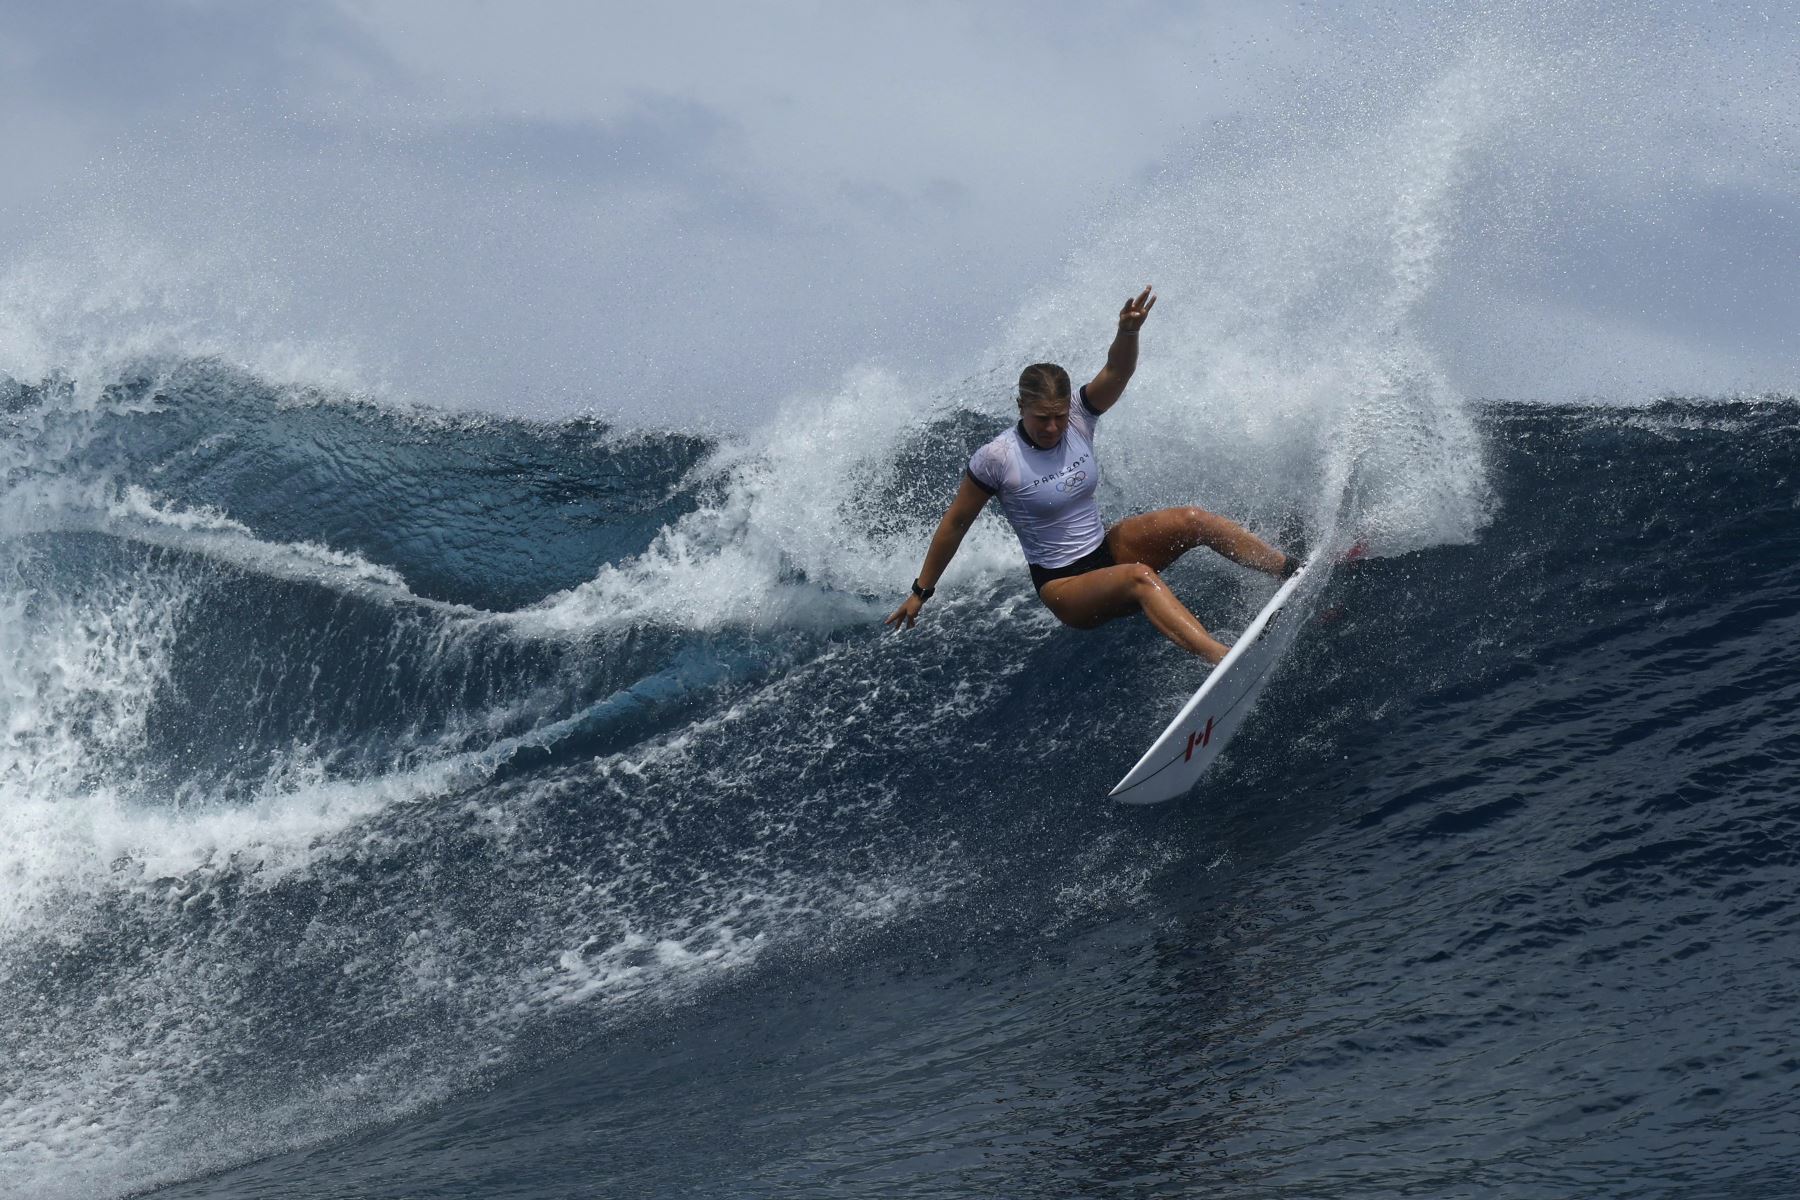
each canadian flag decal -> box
[1183,717,1215,761]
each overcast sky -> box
[0,1,1794,423]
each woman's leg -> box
[1106,506,1289,576]
[1039,563,1229,662]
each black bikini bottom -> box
[1028,538,1117,593]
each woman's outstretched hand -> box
[884,594,925,630]
[1119,285,1156,333]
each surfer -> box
[884,286,1294,663]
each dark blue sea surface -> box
[1,365,1796,1198]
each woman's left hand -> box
[884,593,925,630]
[1119,285,1156,334]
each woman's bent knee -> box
[1181,506,1218,537]
[1042,565,1157,629]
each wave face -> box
[1,356,1796,1198]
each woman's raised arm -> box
[1082,284,1155,415]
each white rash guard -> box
[966,386,1106,569]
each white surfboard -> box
[1109,556,1316,805]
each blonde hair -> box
[1017,363,1071,410]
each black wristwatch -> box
[911,579,935,602]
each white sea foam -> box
[0,227,377,409]
[515,363,1022,636]
[0,476,474,612]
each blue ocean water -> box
[1,362,1794,1198]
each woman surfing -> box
[884,286,1296,664]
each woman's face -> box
[1020,398,1070,449]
